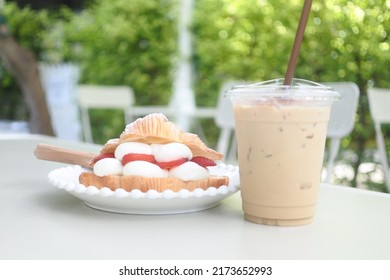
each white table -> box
[1,134,390,260]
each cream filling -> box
[93,158,123,177]
[114,142,152,161]
[123,161,168,178]
[169,161,210,181]
[94,142,210,181]
[151,143,192,162]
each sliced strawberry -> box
[190,156,216,168]
[156,158,187,170]
[92,153,115,163]
[122,153,156,165]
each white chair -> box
[322,82,360,183]
[215,82,236,163]
[130,105,174,122]
[215,81,255,163]
[368,87,390,192]
[77,85,135,143]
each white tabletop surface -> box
[1,134,390,260]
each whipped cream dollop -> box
[152,143,192,162]
[123,161,168,177]
[93,158,123,177]
[94,141,212,181]
[115,142,152,161]
[169,161,210,181]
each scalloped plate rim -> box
[48,163,240,214]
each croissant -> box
[79,113,229,191]
[99,113,223,160]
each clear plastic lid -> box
[227,78,340,103]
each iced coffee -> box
[228,78,339,226]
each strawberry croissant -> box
[79,113,229,192]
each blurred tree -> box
[66,0,177,106]
[62,0,178,142]
[0,2,53,134]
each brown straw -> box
[284,0,313,85]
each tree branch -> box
[0,28,54,135]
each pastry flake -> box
[100,113,223,160]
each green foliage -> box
[192,0,301,106]
[70,0,178,143]
[3,3,51,54]
[192,0,390,102]
[65,0,178,105]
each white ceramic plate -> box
[48,163,239,214]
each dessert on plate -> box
[79,113,229,192]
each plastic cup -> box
[227,78,340,226]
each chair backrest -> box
[367,87,390,191]
[215,81,238,129]
[321,82,360,182]
[367,87,390,124]
[215,80,255,162]
[215,80,256,128]
[322,82,360,138]
[77,85,134,109]
[77,85,135,142]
